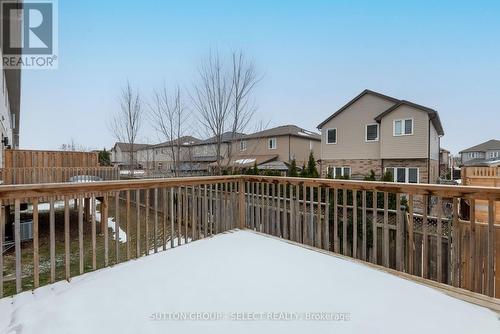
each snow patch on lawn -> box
[95,212,127,243]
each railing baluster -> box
[333,188,339,253]
[191,186,196,241]
[353,190,358,259]
[14,199,22,292]
[361,190,367,261]
[33,198,39,288]
[487,200,495,297]
[170,188,175,247]
[64,197,70,280]
[126,191,131,260]
[372,191,378,264]
[209,185,213,236]
[136,190,141,257]
[283,184,288,240]
[383,192,389,268]
[342,189,347,255]
[396,193,402,271]
[154,188,158,253]
[316,187,322,248]
[184,186,189,242]
[277,183,282,238]
[145,189,150,254]
[162,188,167,250]
[451,197,459,287]
[49,198,55,283]
[79,196,84,274]
[203,185,208,238]
[103,195,109,267]
[422,195,429,279]
[92,195,97,270]
[436,197,443,282]
[408,195,414,275]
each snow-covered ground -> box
[95,212,127,243]
[0,231,498,334]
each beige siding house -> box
[223,125,321,172]
[317,90,444,183]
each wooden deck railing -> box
[0,175,499,302]
[0,166,120,184]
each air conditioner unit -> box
[12,220,33,241]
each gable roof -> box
[113,142,151,152]
[242,125,320,141]
[374,100,444,136]
[149,136,201,149]
[317,89,444,136]
[317,89,399,129]
[459,139,500,154]
[198,132,246,145]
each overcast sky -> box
[20,0,500,155]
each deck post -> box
[239,179,246,230]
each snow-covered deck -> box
[1,231,499,334]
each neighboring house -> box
[0,5,22,168]
[111,142,152,168]
[137,136,201,171]
[317,90,444,183]
[459,139,500,167]
[221,125,321,171]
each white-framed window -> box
[488,151,499,159]
[268,137,277,150]
[328,166,351,178]
[393,118,413,136]
[240,140,247,151]
[326,128,337,144]
[385,167,419,183]
[365,123,379,142]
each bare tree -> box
[149,85,188,177]
[109,81,142,175]
[60,138,87,152]
[191,50,260,175]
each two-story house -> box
[111,142,152,168]
[317,90,444,183]
[459,139,500,166]
[222,125,321,172]
[137,136,201,171]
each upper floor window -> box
[268,137,277,150]
[365,124,379,142]
[326,128,337,144]
[240,140,247,151]
[488,151,499,159]
[393,118,413,136]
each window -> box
[365,124,379,142]
[328,166,351,178]
[393,118,413,136]
[385,167,419,183]
[488,151,499,159]
[240,140,247,151]
[268,137,277,149]
[326,128,337,144]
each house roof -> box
[317,90,445,136]
[258,160,290,171]
[459,139,500,154]
[374,100,444,136]
[214,154,278,168]
[113,142,152,152]
[198,132,246,145]
[242,125,321,141]
[149,136,201,149]
[462,157,500,167]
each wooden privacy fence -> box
[0,175,499,302]
[4,149,99,168]
[0,167,120,184]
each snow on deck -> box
[0,231,498,334]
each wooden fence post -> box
[239,179,246,230]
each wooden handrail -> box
[1,174,500,200]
